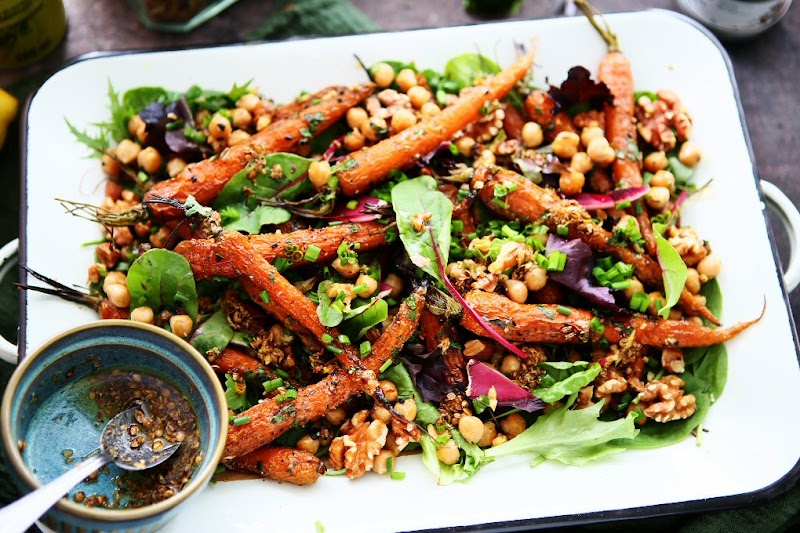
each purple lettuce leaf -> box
[140,98,210,161]
[546,234,619,310]
[401,348,451,403]
[549,66,613,114]
[466,360,544,412]
[573,186,650,211]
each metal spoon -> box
[0,402,181,533]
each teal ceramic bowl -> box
[0,320,227,533]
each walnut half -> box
[636,375,696,423]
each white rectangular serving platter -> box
[21,10,800,532]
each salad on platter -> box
[44,7,762,490]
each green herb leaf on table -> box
[391,176,453,284]
[487,395,639,465]
[533,361,602,404]
[191,310,234,356]
[126,249,199,322]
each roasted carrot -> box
[144,83,375,220]
[211,346,265,375]
[272,84,353,122]
[474,166,720,324]
[174,221,388,280]
[461,291,760,348]
[523,90,575,142]
[98,299,130,320]
[223,291,423,458]
[420,306,467,388]
[226,446,326,485]
[338,53,535,196]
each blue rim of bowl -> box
[15,9,800,531]
[1,320,228,523]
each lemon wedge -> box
[0,89,19,150]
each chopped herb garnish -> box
[304,245,321,262]
[259,290,271,304]
[263,378,284,393]
[232,416,251,426]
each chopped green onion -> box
[338,334,351,345]
[379,359,393,373]
[451,219,464,233]
[352,283,368,295]
[556,225,569,236]
[391,471,406,480]
[611,280,631,290]
[284,389,298,400]
[321,333,333,344]
[275,368,289,379]
[359,341,371,358]
[629,292,649,313]
[259,290,271,304]
[589,316,606,334]
[263,378,284,393]
[556,306,572,316]
[232,416,251,426]
[304,245,321,262]
[326,345,343,355]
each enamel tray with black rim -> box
[13,9,800,532]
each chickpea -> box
[105,283,131,309]
[407,86,431,108]
[372,450,396,474]
[669,309,684,321]
[360,116,388,142]
[504,278,528,304]
[571,152,593,174]
[454,135,476,157]
[343,128,365,152]
[477,421,498,447]
[552,131,580,159]
[395,398,417,421]
[130,306,154,325]
[697,253,721,280]
[499,412,527,438]
[524,265,548,292]
[137,147,162,174]
[559,170,586,196]
[256,114,272,131]
[437,439,460,465]
[475,149,496,168]
[522,121,544,148]
[354,273,378,298]
[650,169,675,191]
[685,268,701,294]
[103,271,127,292]
[586,136,616,166]
[420,101,440,117]
[491,434,508,447]
[236,93,261,112]
[308,160,332,189]
[458,415,485,444]
[169,315,193,339]
[346,107,369,129]
[296,434,320,454]
[646,186,671,210]
[128,114,146,142]
[391,108,417,133]
[371,405,392,425]
[500,355,521,375]
[648,291,666,316]
[580,126,605,148]
[623,277,645,300]
[324,408,347,426]
[678,141,702,167]
[166,157,187,178]
[331,257,360,278]
[115,139,141,165]
[395,68,418,93]
[379,380,399,403]
[101,153,120,177]
[208,113,231,139]
[228,129,251,146]
[371,62,395,88]
[383,273,404,299]
[644,151,669,173]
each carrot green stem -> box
[573,0,620,53]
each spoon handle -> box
[0,453,109,533]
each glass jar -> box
[677,0,793,40]
[0,0,66,69]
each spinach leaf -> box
[223,373,250,412]
[220,203,291,234]
[127,249,198,321]
[379,362,440,425]
[487,395,639,465]
[653,223,687,319]
[213,153,314,210]
[186,80,253,112]
[533,361,602,404]
[191,310,234,357]
[700,277,723,324]
[669,155,694,185]
[693,343,728,400]
[316,280,344,328]
[614,390,712,449]
[391,176,453,284]
[444,53,500,91]
[123,87,171,116]
[342,298,388,340]
[420,430,492,485]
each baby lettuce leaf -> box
[420,430,492,485]
[127,249,198,322]
[220,203,291,234]
[391,176,452,284]
[653,223,687,319]
[213,153,314,210]
[487,396,638,465]
[191,310,234,357]
[223,373,250,412]
[533,361,602,404]
[316,280,344,328]
[342,298,389,340]
[444,53,500,91]
[379,362,440,425]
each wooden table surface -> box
[1,0,797,320]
